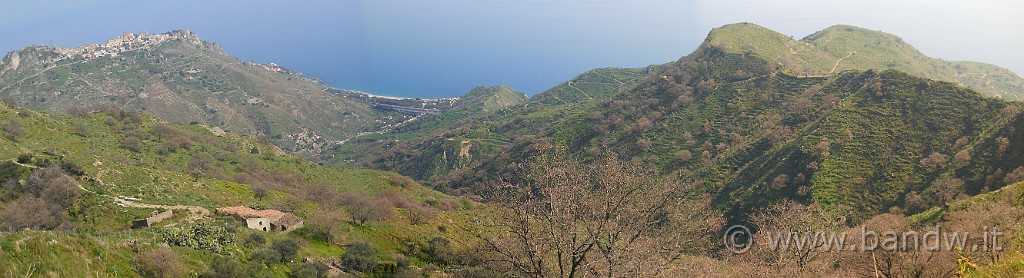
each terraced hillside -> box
[707,23,1024,99]
[346,24,1024,224]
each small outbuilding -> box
[132,210,174,229]
[216,206,303,232]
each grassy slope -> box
[0,104,483,277]
[707,23,1024,99]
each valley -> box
[2,22,1024,277]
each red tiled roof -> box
[216,206,286,219]
[274,213,303,227]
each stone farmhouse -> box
[132,210,174,229]
[216,206,303,232]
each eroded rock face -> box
[170,29,203,46]
[8,52,19,71]
[0,51,18,75]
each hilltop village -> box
[55,30,201,59]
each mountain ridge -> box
[341,23,1024,225]
[705,22,1024,99]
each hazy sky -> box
[2,0,1022,98]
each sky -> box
[1,0,1022,98]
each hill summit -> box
[705,23,1024,99]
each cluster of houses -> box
[56,32,174,59]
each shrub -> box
[289,261,329,278]
[253,186,268,199]
[395,256,410,268]
[73,123,92,137]
[2,119,24,141]
[250,248,282,266]
[272,239,300,263]
[425,237,453,265]
[0,166,79,231]
[814,139,831,158]
[246,263,276,278]
[187,153,214,178]
[0,197,67,231]
[25,165,80,207]
[384,174,417,188]
[136,247,188,278]
[121,136,144,152]
[243,232,266,248]
[341,242,377,272]
[394,267,421,278]
[202,256,244,278]
[60,161,85,176]
[16,153,31,164]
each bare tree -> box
[478,152,721,278]
[734,201,843,276]
[943,186,1024,265]
[919,152,948,171]
[841,213,955,278]
[0,165,79,231]
[933,177,965,204]
[135,246,188,278]
[340,192,393,225]
[0,197,66,231]
[954,150,971,165]
[404,204,437,225]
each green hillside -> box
[456,85,527,114]
[0,103,486,277]
[549,44,1024,223]
[706,23,1024,99]
[0,30,411,155]
[345,25,1024,225]
[336,67,649,193]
